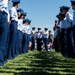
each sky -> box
[9,0,72,34]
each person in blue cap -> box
[17,8,23,19]
[31,27,36,51]
[36,28,43,51]
[59,13,68,57]
[43,28,49,51]
[62,6,75,58]
[70,0,75,58]
[8,0,21,59]
[21,12,27,19]
[22,19,30,53]
[0,0,10,66]
[54,13,62,52]
[16,9,27,55]
[60,7,63,13]
[53,19,60,52]
[26,19,32,51]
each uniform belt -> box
[18,30,23,33]
[11,20,18,23]
[0,10,7,14]
[61,28,65,30]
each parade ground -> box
[0,50,75,75]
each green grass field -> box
[0,50,75,75]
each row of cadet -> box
[53,0,75,59]
[30,27,53,51]
[0,0,53,66]
[0,0,32,66]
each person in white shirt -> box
[27,19,32,50]
[22,19,30,53]
[0,0,10,66]
[8,0,21,59]
[62,6,75,58]
[16,9,27,55]
[43,28,49,51]
[59,13,68,56]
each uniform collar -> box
[45,30,48,32]
[13,7,16,9]
[62,18,66,22]
[66,12,69,15]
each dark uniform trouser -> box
[73,26,75,55]
[0,11,9,66]
[31,37,35,50]
[37,38,42,51]
[66,28,75,58]
[23,33,29,53]
[60,29,67,56]
[8,21,18,59]
[54,38,58,52]
[16,30,23,55]
[43,38,48,51]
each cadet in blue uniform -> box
[43,28,49,51]
[8,0,21,59]
[53,20,59,52]
[22,19,29,53]
[27,19,31,51]
[54,7,63,52]
[21,11,27,19]
[59,13,68,56]
[36,28,42,51]
[70,0,75,57]
[16,9,27,55]
[62,6,75,58]
[17,8,23,19]
[31,27,36,51]
[0,0,10,66]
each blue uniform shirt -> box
[60,18,67,29]
[36,32,42,39]
[65,12,73,28]
[73,10,75,26]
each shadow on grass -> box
[0,51,75,75]
[14,51,75,75]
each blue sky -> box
[9,0,72,34]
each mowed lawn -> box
[0,50,75,75]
